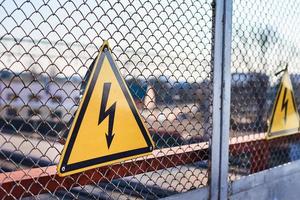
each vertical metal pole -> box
[211,0,232,199]
[210,0,222,198]
[219,0,232,197]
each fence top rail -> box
[1,132,298,199]
[0,142,208,199]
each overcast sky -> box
[0,0,300,83]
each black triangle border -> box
[59,46,153,174]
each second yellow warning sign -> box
[267,70,300,139]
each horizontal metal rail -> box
[1,133,299,199]
[0,143,208,199]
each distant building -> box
[0,70,81,122]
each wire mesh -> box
[229,0,300,181]
[0,0,213,199]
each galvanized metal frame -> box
[160,185,209,200]
[211,0,232,199]
[230,159,300,199]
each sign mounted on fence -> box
[57,41,154,176]
[267,70,300,140]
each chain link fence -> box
[2,0,300,199]
[0,0,213,199]
[229,0,300,181]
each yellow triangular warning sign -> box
[57,41,154,176]
[267,70,300,139]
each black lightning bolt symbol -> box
[99,83,116,149]
[281,88,288,124]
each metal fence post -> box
[211,0,232,199]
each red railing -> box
[1,133,299,199]
[0,143,208,199]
